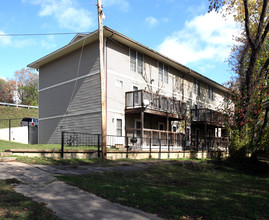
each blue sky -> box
[0,0,239,84]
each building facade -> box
[28,27,229,150]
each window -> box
[130,49,143,74]
[133,86,139,105]
[208,85,213,100]
[115,79,123,88]
[194,79,200,95]
[158,62,168,83]
[194,104,198,118]
[116,119,122,136]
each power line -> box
[0,32,90,37]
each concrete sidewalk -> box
[0,162,162,220]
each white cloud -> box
[158,11,239,65]
[0,30,34,48]
[102,0,129,12]
[41,35,57,50]
[25,0,94,31]
[145,16,159,27]
[0,31,11,46]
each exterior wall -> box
[38,41,101,144]
[105,38,228,136]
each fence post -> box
[9,119,11,141]
[98,134,101,158]
[149,137,152,159]
[168,136,170,159]
[159,135,161,159]
[61,131,64,158]
[126,136,129,159]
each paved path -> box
[0,162,162,220]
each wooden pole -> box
[97,0,107,159]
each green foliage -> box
[12,68,39,106]
[210,0,269,158]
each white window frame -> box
[194,79,200,96]
[116,118,123,137]
[158,62,168,83]
[208,85,214,100]
[129,48,143,75]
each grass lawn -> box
[0,106,38,120]
[0,140,98,152]
[58,159,269,220]
[0,179,59,220]
[0,106,38,128]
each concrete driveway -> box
[0,161,162,220]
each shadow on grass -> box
[0,179,59,220]
[207,157,269,177]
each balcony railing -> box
[191,108,224,125]
[191,135,229,152]
[126,128,185,149]
[126,90,187,118]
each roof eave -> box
[27,30,99,69]
[103,26,229,93]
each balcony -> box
[125,90,187,119]
[191,108,224,126]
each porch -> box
[125,128,185,151]
[191,135,229,152]
[125,90,187,150]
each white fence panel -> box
[0,127,28,144]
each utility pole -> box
[97,0,107,159]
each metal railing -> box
[0,101,38,109]
[126,90,187,118]
[190,135,229,153]
[126,128,185,150]
[0,118,21,129]
[191,108,224,125]
[61,131,102,158]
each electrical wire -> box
[0,32,90,37]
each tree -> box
[12,68,39,106]
[209,0,269,157]
[0,78,13,103]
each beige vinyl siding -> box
[39,41,99,90]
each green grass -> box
[0,106,38,120]
[0,179,59,220]
[14,156,117,166]
[0,140,98,152]
[0,106,38,128]
[58,159,269,220]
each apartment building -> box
[28,27,229,150]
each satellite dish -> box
[143,99,150,107]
